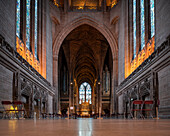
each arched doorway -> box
[56,24,117,117]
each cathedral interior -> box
[0,0,170,135]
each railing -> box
[117,35,170,91]
[16,36,40,73]
[130,36,155,75]
[0,35,51,87]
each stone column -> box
[72,81,74,109]
[53,55,59,113]
[75,82,78,114]
[103,0,106,12]
[118,0,126,84]
[38,97,41,119]
[69,72,72,111]
[29,94,32,118]
[68,0,71,10]
[150,69,158,116]
[41,0,47,78]
[150,69,155,100]
[99,73,103,118]
[14,70,21,101]
[96,82,99,113]
[46,93,49,114]
[40,96,42,118]
[137,83,140,100]
[92,85,95,114]
[111,53,118,115]
[124,0,131,78]
[64,0,67,13]
[30,84,34,118]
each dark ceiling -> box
[60,24,110,87]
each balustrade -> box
[130,37,155,74]
[16,36,40,73]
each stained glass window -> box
[16,0,20,38]
[79,84,85,104]
[133,0,136,58]
[86,84,92,104]
[34,0,38,58]
[26,0,31,50]
[140,0,145,49]
[150,0,155,38]
[79,82,92,104]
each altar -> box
[79,101,91,117]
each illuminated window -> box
[133,0,136,58]
[79,82,92,104]
[150,0,155,38]
[140,0,145,49]
[111,0,118,8]
[16,0,20,38]
[34,0,38,58]
[26,0,31,50]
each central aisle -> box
[0,119,170,136]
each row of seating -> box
[131,100,154,119]
[1,101,27,119]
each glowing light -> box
[111,0,118,8]
[16,37,41,75]
[129,37,155,75]
[78,6,84,9]
[53,0,59,7]
[10,106,18,113]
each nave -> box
[0,119,170,136]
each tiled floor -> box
[0,119,170,136]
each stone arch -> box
[53,15,118,59]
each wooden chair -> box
[12,101,27,119]
[131,100,144,119]
[1,101,15,119]
[142,100,154,119]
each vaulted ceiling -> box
[60,25,110,87]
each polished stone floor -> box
[0,119,170,136]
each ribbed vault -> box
[59,24,109,88]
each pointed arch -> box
[53,15,118,59]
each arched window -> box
[16,0,40,73]
[132,0,155,59]
[140,0,145,50]
[26,0,31,50]
[16,0,39,55]
[79,82,92,104]
[34,0,38,58]
[133,0,137,59]
[128,0,155,76]
[16,0,21,38]
[150,0,155,38]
